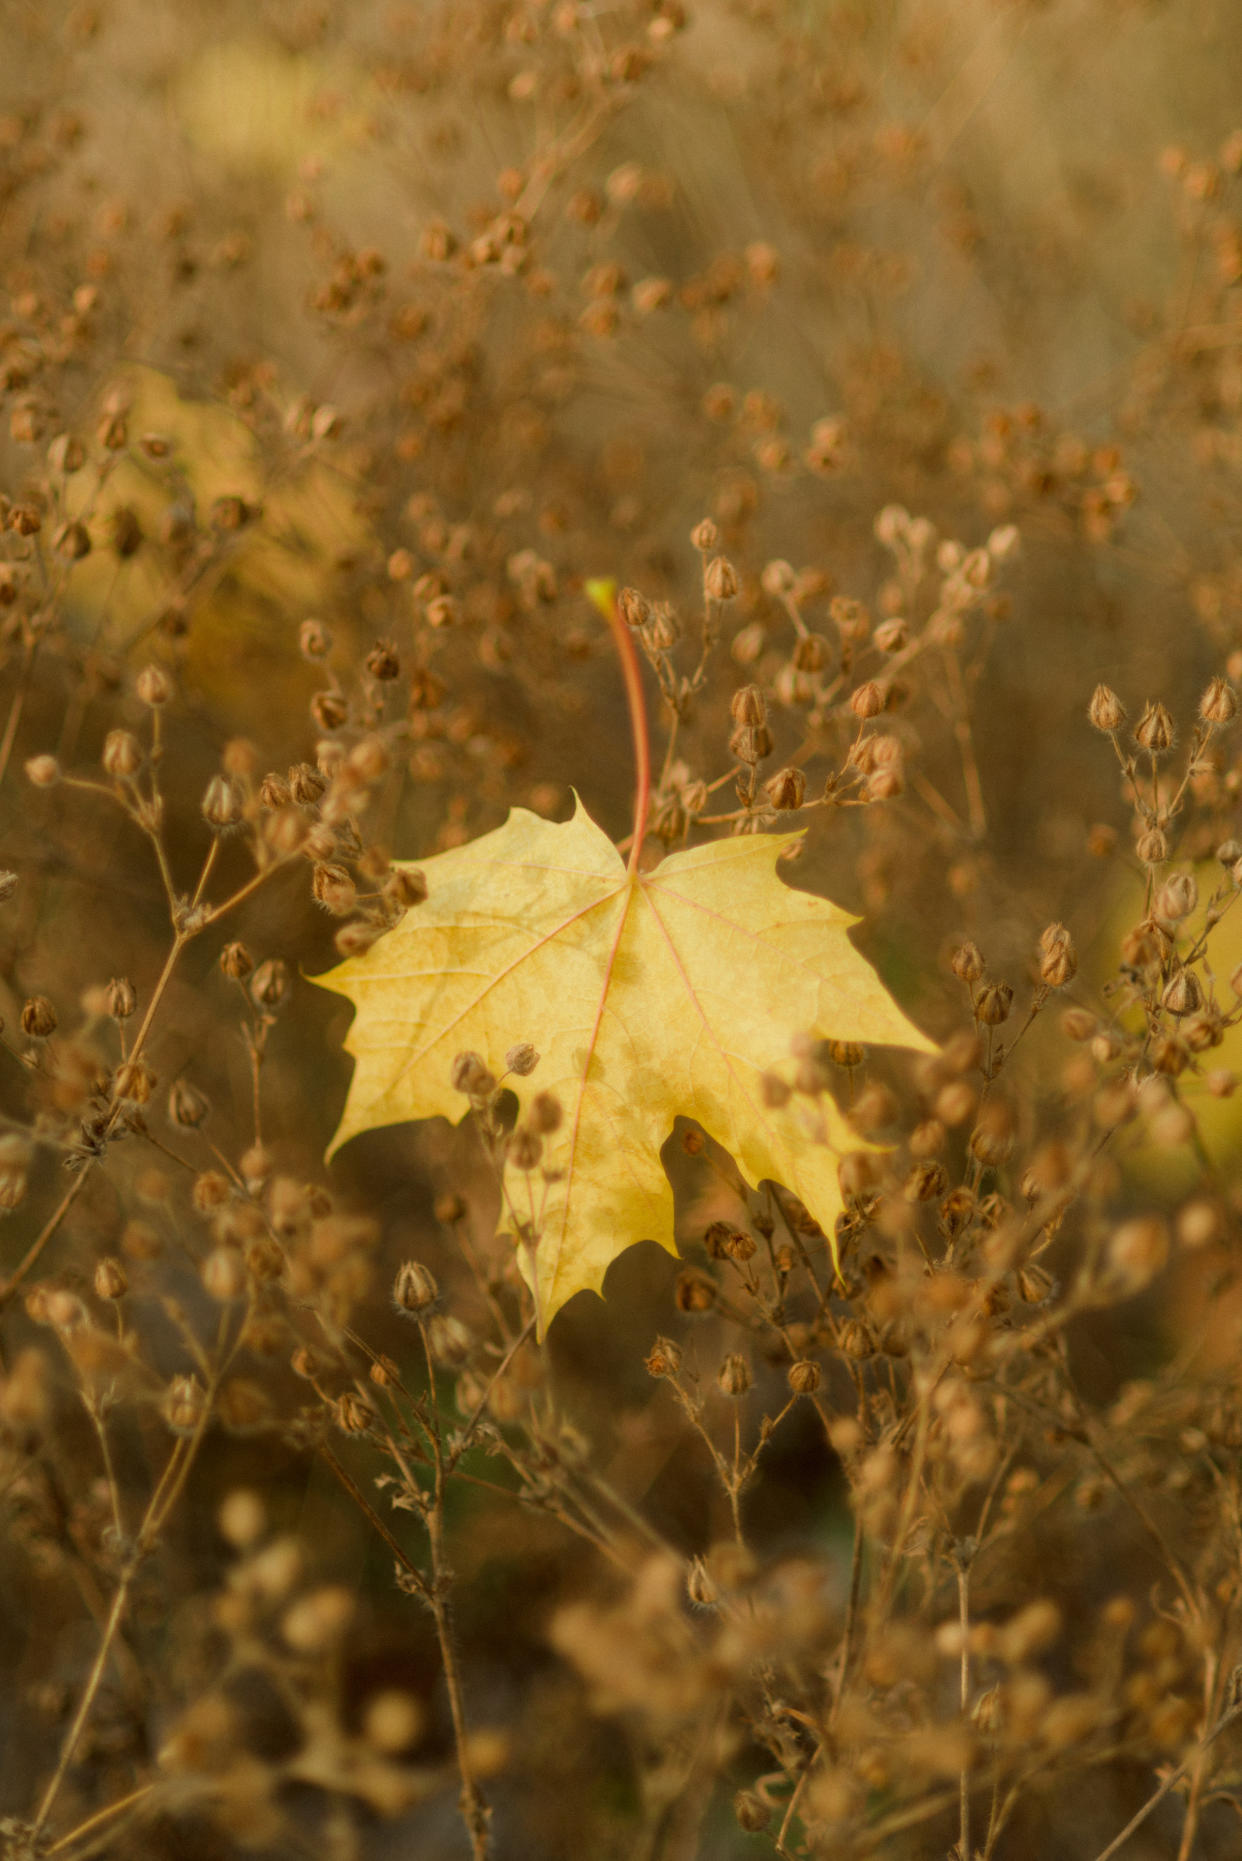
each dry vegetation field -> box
[4,3,1242,1857]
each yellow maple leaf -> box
[315,798,935,1331]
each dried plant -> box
[5,5,1242,1860]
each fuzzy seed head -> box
[168,1078,210,1128]
[93,1256,128,1301]
[764,766,806,810]
[705,556,739,601]
[136,662,172,706]
[645,1336,682,1377]
[1134,700,1175,754]
[730,683,767,726]
[201,774,241,829]
[788,1359,821,1396]
[220,941,253,981]
[850,680,886,720]
[1088,684,1126,732]
[1162,968,1203,1017]
[717,1353,752,1397]
[1038,925,1078,987]
[25,755,60,788]
[1154,872,1198,921]
[20,995,57,1039]
[1200,676,1237,725]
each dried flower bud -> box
[311,690,349,732]
[163,1373,206,1435]
[969,1100,1015,1165]
[788,1359,821,1396]
[874,617,909,653]
[288,761,327,805]
[951,941,985,983]
[761,558,797,597]
[1088,685,1126,732]
[1154,872,1198,921]
[114,1060,155,1104]
[0,871,16,904]
[530,1091,563,1134]
[705,556,739,601]
[1108,1217,1169,1289]
[505,1042,539,1077]
[1162,969,1203,1017]
[905,1162,948,1201]
[366,639,400,680]
[1134,700,1174,754]
[717,1353,751,1397]
[101,729,142,779]
[734,1791,771,1834]
[675,1271,716,1314]
[616,586,652,630]
[202,1246,247,1301]
[106,976,136,1019]
[729,722,773,764]
[168,1078,209,1128]
[192,1170,231,1213]
[690,518,718,551]
[25,755,60,788]
[282,1585,355,1653]
[508,1126,543,1171]
[1038,926,1078,987]
[764,766,806,810]
[20,996,56,1039]
[136,662,172,706]
[94,1256,127,1300]
[643,1336,683,1379]
[975,982,1014,1026]
[383,867,428,912]
[201,774,241,829]
[312,863,357,915]
[110,506,143,557]
[220,941,253,981]
[793,631,830,673]
[850,680,886,720]
[394,1260,438,1314]
[451,1051,496,1100]
[426,1313,473,1366]
[730,684,767,726]
[1200,676,1237,725]
[1136,826,1169,865]
[250,959,290,1010]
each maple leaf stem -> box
[591,580,651,872]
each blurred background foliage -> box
[6,2,1242,1856]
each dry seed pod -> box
[975,981,1014,1026]
[717,1353,751,1397]
[645,1337,682,1377]
[1134,700,1174,754]
[1200,676,1237,724]
[704,556,739,601]
[393,1261,438,1316]
[20,996,56,1038]
[1088,685,1126,731]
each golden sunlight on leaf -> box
[315,798,935,1331]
